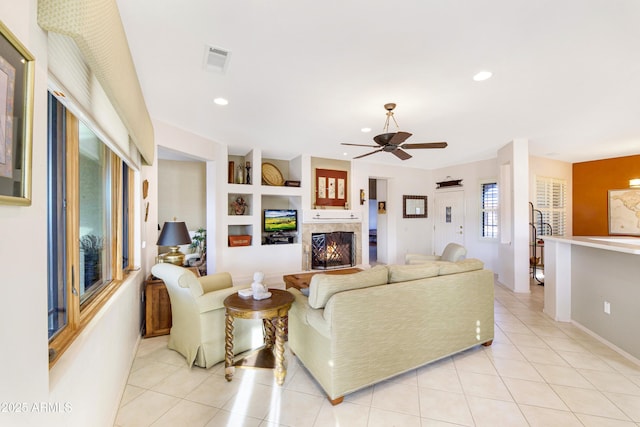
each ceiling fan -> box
[341,103,447,160]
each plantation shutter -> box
[481,182,498,238]
[535,177,566,236]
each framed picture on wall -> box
[608,189,640,235]
[315,168,347,207]
[0,22,34,205]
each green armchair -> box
[151,263,263,368]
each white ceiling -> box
[117,0,640,169]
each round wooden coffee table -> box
[223,289,294,385]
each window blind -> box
[38,0,154,166]
[47,33,141,169]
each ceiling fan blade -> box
[388,131,412,145]
[392,148,412,160]
[353,149,384,159]
[401,142,448,149]
[341,143,379,148]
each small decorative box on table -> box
[228,235,252,247]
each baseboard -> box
[571,320,640,367]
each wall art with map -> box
[608,189,640,236]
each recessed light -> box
[343,152,348,156]
[214,97,229,105]
[473,71,493,81]
[361,127,371,133]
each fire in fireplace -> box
[311,232,355,270]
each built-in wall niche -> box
[261,156,302,187]
[228,224,253,247]
[228,150,254,185]
[261,194,302,245]
[228,193,252,216]
[310,157,351,209]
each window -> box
[47,93,135,363]
[535,176,566,236]
[480,181,498,239]
[79,120,112,304]
[47,94,67,339]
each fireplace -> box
[311,232,355,270]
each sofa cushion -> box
[308,266,388,309]
[198,272,233,294]
[438,258,484,276]
[387,263,440,283]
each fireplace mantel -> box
[302,209,361,224]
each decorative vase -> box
[236,164,244,184]
[228,161,235,183]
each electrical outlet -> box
[604,301,611,315]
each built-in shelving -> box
[225,149,303,248]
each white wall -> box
[0,4,50,424]
[497,139,530,293]
[0,2,147,426]
[158,160,206,229]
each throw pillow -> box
[308,266,388,309]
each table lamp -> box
[157,221,192,265]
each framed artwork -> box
[608,189,640,235]
[315,168,347,207]
[377,201,386,214]
[0,22,34,205]
[403,195,428,218]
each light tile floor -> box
[115,282,640,426]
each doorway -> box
[368,178,387,265]
[433,190,465,254]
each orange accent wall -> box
[573,155,640,236]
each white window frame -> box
[480,180,499,240]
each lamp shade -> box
[157,221,192,246]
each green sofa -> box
[287,259,494,404]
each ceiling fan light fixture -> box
[340,103,448,161]
[473,71,493,81]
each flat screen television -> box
[264,209,297,232]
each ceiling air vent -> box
[204,45,230,73]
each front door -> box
[433,190,465,255]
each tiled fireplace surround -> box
[301,222,362,271]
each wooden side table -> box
[144,266,200,338]
[223,289,294,385]
[283,267,362,291]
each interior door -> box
[433,190,465,255]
